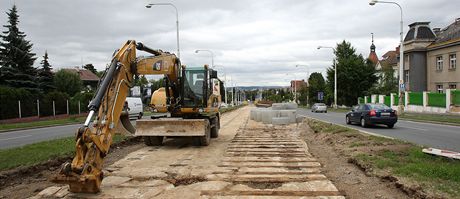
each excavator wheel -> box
[144,136,163,146]
[197,121,211,146]
[211,117,219,138]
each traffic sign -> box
[318,91,324,101]
[400,83,405,90]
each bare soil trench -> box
[298,121,411,199]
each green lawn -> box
[0,134,128,171]
[307,118,460,198]
[0,116,86,132]
[400,112,460,125]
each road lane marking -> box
[398,125,427,131]
[402,120,460,129]
[298,114,395,140]
[0,134,32,141]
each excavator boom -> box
[51,40,180,193]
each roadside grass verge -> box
[306,118,460,198]
[0,134,128,171]
[400,112,460,126]
[0,116,85,132]
[220,104,246,113]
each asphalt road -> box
[298,108,460,152]
[0,118,142,150]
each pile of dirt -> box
[299,120,413,199]
[0,136,143,199]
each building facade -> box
[426,18,460,92]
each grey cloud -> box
[0,0,458,86]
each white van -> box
[125,97,144,119]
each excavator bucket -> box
[135,118,207,137]
[116,111,136,135]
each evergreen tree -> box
[83,63,98,75]
[308,72,326,105]
[326,40,377,106]
[0,5,37,90]
[37,51,55,92]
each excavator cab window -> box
[182,68,206,107]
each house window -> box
[449,54,456,70]
[404,70,409,83]
[436,84,443,93]
[436,56,443,71]
[449,84,457,89]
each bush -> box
[54,70,82,96]
[40,91,70,116]
[69,92,94,114]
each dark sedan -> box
[346,103,397,128]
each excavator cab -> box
[182,67,207,108]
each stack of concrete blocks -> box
[250,103,298,125]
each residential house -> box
[62,67,100,89]
[426,18,460,93]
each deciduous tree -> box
[326,40,377,106]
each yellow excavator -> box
[51,40,221,193]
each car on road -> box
[311,103,327,113]
[125,97,144,119]
[346,103,397,128]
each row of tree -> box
[0,5,100,119]
[262,40,397,107]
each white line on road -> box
[398,125,427,131]
[0,134,32,141]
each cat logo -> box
[153,60,162,71]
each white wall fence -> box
[360,89,459,114]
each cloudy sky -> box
[1,0,458,86]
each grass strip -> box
[400,112,460,126]
[0,134,128,171]
[307,118,460,198]
[0,116,86,132]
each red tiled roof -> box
[62,68,99,81]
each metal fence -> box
[0,99,89,120]
[452,90,460,106]
[427,93,446,107]
[408,92,423,105]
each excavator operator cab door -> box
[182,68,207,108]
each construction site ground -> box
[2,106,409,198]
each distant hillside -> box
[228,86,288,91]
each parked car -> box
[125,97,144,119]
[345,103,397,128]
[311,103,327,113]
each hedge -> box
[0,86,94,120]
[358,97,364,104]
[427,93,446,107]
[452,90,460,106]
[409,92,423,105]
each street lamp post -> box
[296,64,310,107]
[195,49,215,68]
[146,3,180,58]
[369,0,404,113]
[317,46,337,108]
[214,65,228,106]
